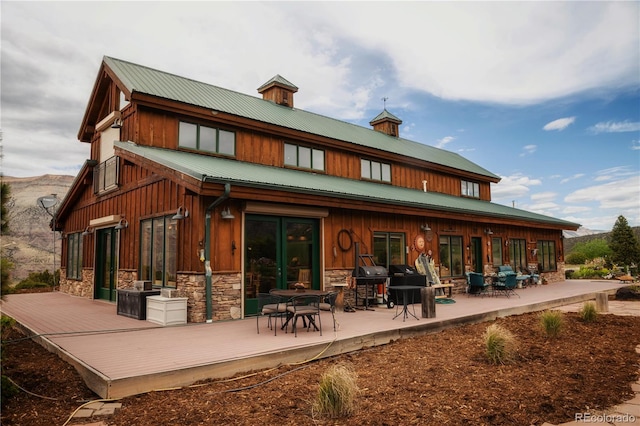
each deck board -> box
[0,280,625,398]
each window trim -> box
[139,215,178,288]
[537,240,557,272]
[67,232,83,280]
[461,180,480,198]
[283,142,325,171]
[178,121,236,157]
[439,235,464,278]
[373,232,406,269]
[361,158,391,182]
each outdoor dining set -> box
[467,266,540,298]
[256,289,337,337]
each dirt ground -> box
[2,309,640,426]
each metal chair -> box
[286,294,322,337]
[313,292,337,331]
[467,272,489,297]
[256,292,286,335]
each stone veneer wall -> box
[59,268,94,298]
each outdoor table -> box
[391,285,423,321]
[271,289,329,331]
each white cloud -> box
[436,136,455,149]
[588,120,640,134]
[531,192,557,202]
[562,206,591,214]
[632,140,640,150]
[520,144,537,157]
[560,173,585,184]
[543,117,576,131]
[491,174,542,200]
[565,175,640,211]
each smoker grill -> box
[352,243,389,309]
[388,264,427,306]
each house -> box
[55,56,579,323]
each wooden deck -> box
[0,280,625,398]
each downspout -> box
[204,182,231,323]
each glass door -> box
[244,215,319,315]
[471,237,483,273]
[95,227,117,301]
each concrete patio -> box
[0,279,626,399]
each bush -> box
[13,281,52,290]
[578,302,598,322]
[20,270,58,287]
[312,363,359,419]
[540,310,564,338]
[483,323,518,364]
[570,266,610,280]
[565,252,587,265]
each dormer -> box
[370,109,402,137]
[258,74,298,107]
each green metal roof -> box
[116,142,578,228]
[104,56,499,180]
[370,109,402,125]
[257,74,298,92]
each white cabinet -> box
[146,296,188,326]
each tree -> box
[1,182,9,234]
[566,239,611,264]
[609,215,640,273]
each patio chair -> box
[257,292,286,335]
[467,272,489,297]
[286,294,322,337]
[312,292,337,331]
[492,273,519,298]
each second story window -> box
[284,143,324,171]
[361,159,391,182]
[461,180,480,198]
[94,156,119,194]
[179,121,235,156]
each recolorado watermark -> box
[575,412,636,423]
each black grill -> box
[388,264,426,304]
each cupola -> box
[258,74,298,107]
[370,109,402,137]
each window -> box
[439,235,463,277]
[284,143,324,171]
[93,156,119,194]
[509,239,527,272]
[491,237,503,267]
[179,121,235,156]
[361,159,391,182]
[461,180,480,198]
[67,232,83,280]
[373,232,405,268]
[140,216,177,287]
[537,240,556,272]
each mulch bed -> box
[2,310,640,425]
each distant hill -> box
[563,226,640,253]
[1,175,74,283]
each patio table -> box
[391,285,423,321]
[271,289,330,331]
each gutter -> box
[203,181,231,323]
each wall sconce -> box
[114,219,128,230]
[420,223,431,232]
[221,207,235,220]
[484,228,493,235]
[199,249,205,262]
[81,226,93,236]
[172,206,189,220]
[111,117,123,129]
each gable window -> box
[284,143,324,171]
[461,180,480,198]
[140,216,177,288]
[67,232,83,280]
[491,237,503,267]
[361,159,391,182]
[537,240,556,272]
[179,121,235,156]
[439,235,463,277]
[373,232,405,268]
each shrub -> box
[540,310,564,338]
[13,281,52,290]
[312,363,359,419]
[578,302,598,322]
[483,323,518,364]
[565,252,587,265]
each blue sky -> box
[1,1,638,232]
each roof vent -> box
[370,109,402,137]
[258,75,298,108]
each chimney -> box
[258,74,298,108]
[370,109,402,137]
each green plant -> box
[483,323,518,364]
[1,257,14,298]
[13,281,52,290]
[312,363,359,419]
[578,302,598,322]
[540,310,564,338]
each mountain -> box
[562,227,607,239]
[1,175,74,283]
